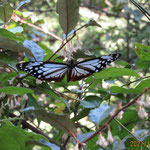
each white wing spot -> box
[38,70,43,73]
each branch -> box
[80,87,150,145]
[11,14,62,41]
[9,113,65,150]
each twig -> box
[122,75,150,87]
[46,31,76,61]
[9,113,65,149]
[11,14,62,41]
[129,0,150,21]
[80,87,150,145]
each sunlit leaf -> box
[0,86,34,95]
[134,43,150,60]
[135,79,150,90]
[110,86,141,94]
[95,68,140,79]
[89,103,115,125]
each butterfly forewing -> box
[68,53,121,82]
[17,53,121,82]
[16,62,68,82]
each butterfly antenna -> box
[129,0,150,21]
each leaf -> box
[0,52,18,69]
[110,86,141,94]
[89,103,115,125]
[76,132,94,143]
[42,89,70,111]
[0,123,50,150]
[8,26,24,33]
[56,0,79,34]
[0,86,34,95]
[135,79,150,90]
[72,108,90,122]
[39,139,60,150]
[34,109,76,135]
[80,96,102,108]
[16,0,31,10]
[134,43,150,60]
[136,59,149,70]
[0,29,33,56]
[23,40,45,61]
[95,68,140,79]
[85,19,101,28]
[0,3,13,22]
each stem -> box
[81,88,149,144]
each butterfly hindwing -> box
[16,62,68,82]
[16,53,121,82]
[68,53,121,82]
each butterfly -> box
[16,53,121,82]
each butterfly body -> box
[16,53,121,82]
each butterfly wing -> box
[67,53,121,82]
[16,62,68,82]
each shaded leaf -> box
[0,29,33,56]
[40,87,70,111]
[56,0,79,34]
[0,123,49,150]
[89,103,115,125]
[0,3,13,22]
[0,86,34,95]
[80,96,102,108]
[0,52,18,69]
[95,68,140,79]
[72,108,90,122]
[85,19,101,28]
[34,109,76,135]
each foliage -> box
[0,0,150,150]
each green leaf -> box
[0,29,33,56]
[37,83,70,111]
[34,109,76,135]
[72,108,90,122]
[0,123,50,150]
[110,86,141,94]
[95,68,140,79]
[0,52,18,69]
[56,0,79,34]
[0,86,34,95]
[134,43,150,60]
[0,3,13,22]
[80,96,102,108]
[135,79,150,90]
[136,59,149,70]
[85,19,101,28]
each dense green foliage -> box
[0,0,150,150]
